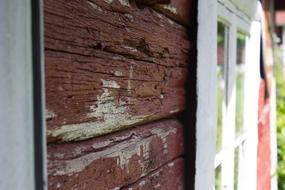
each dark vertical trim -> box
[31,0,46,189]
[260,35,269,98]
[178,1,198,190]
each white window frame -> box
[0,0,46,190]
[215,4,251,190]
[196,0,262,189]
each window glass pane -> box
[215,165,222,190]
[217,22,229,152]
[234,147,240,190]
[235,33,246,137]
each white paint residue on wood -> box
[51,132,153,175]
[170,109,180,114]
[116,135,152,173]
[118,0,130,7]
[168,162,174,167]
[139,180,146,187]
[160,5,177,14]
[103,0,113,4]
[128,65,133,92]
[150,127,177,154]
[47,115,147,142]
[101,79,120,88]
[114,71,123,76]
[56,183,61,189]
[87,1,103,12]
[123,45,137,52]
[50,126,177,176]
[124,14,134,21]
[46,109,56,119]
[154,183,161,188]
[48,85,152,141]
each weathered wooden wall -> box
[45,0,190,143]
[45,0,192,189]
[48,120,184,189]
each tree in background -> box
[275,48,285,190]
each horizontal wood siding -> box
[48,119,184,190]
[44,0,190,143]
[45,0,192,189]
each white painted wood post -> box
[196,0,217,189]
[221,8,236,190]
[0,0,36,189]
[242,20,261,190]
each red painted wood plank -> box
[153,0,192,25]
[44,0,190,142]
[121,158,184,190]
[48,119,184,190]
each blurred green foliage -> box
[275,49,285,190]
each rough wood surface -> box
[48,119,184,190]
[121,158,184,190]
[44,0,190,143]
[153,0,191,25]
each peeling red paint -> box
[44,0,190,142]
[48,120,184,190]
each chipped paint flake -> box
[46,109,56,119]
[114,71,123,76]
[112,56,121,60]
[128,65,133,92]
[139,180,146,187]
[123,45,137,52]
[118,0,130,7]
[103,0,113,4]
[124,13,134,21]
[87,1,103,12]
[56,183,61,189]
[47,115,148,142]
[50,129,154,175]
[150,127,177,154]
[101,79,120,88]
[161,5,177,14]
[170,109,180,114]
[154,183,161,188]
[48,85,152,142]
[168,162,174,167]
[49,125,178,177]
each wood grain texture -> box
[44,0,190,143]
[153,0,191,25]
[121,158,184,190]
[48,119,184,190]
